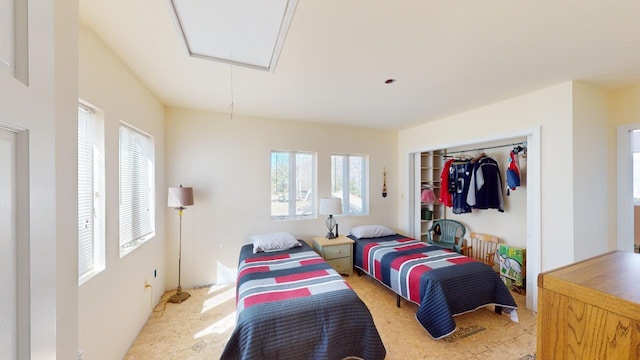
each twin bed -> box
[349,232,518,339]
[222,228,518,358]
[221,241,386,360]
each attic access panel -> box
[167,0,297,72]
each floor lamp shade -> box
[168,185,194,304]
[168,185,194,208]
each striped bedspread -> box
[352,234,517,339]
[221,242,386,360]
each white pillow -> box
[251,232,301,253]
[349,225,396,239]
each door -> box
[1,0,30,357]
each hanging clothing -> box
[439,158,455,207]
[449,160,473,214]
[467,156,504,212]
[506,150,521,196]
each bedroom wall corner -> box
[78,24,167,360]
[164,107,398,288]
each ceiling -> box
[79,1,640,130]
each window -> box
[271,150,315,220]
[119,123,155,256]
[78,103,106,284]
[331,154,368,215]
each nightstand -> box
[312,235,354,276]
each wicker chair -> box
[426,219,466,253]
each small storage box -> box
[498,244,526,294]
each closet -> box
[414,141,527,241]
[410,132,539,311]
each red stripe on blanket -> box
[408,264,432,303]
[374,260,382,281]
[275,269,329,283]
[244,288,312,308]
[390,253,427,270]
[447,257,476,265]
[363,243,380,272]
[396,238,414,243]
[238,265,270,279]
[245,254,291,263]
[300,258,325,266]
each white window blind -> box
[331,154,368,215]
[119,123,155,255]
[78,104,105,284]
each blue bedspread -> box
[221,242,385,360]
[351,234,517,339]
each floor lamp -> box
[168,185,194,303]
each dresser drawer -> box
[327,257,351,274]
[323,244,351,260]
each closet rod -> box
[443,141,527,156]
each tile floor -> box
[125,273,537,359]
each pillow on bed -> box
[349,225,396,239]
[250,232,301,253]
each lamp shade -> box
[319,197,342,215]
[168,186,194,208]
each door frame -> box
[616,123,640,252]
[0,121,30,359]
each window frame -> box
[78,102,106,285]
[119,122,156,257]
[331,153,369,216]
[270,150,317,221]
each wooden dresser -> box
[537,250,640,359]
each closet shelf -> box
[418,150,445,242]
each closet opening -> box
[409,128,540,311]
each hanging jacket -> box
[439,158,455,207]
[450,160,473,214]
[466,156,504,212]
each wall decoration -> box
[382,168,387,197]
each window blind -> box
[78,104,105,283]
[119,124,155,252]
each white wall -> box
[609,85,640,252]
[78,25,166,360]
[610,85,640,125]
[572,82,610,259]
[399,82,575,272]
[165,107,398,286]
[0,0,78,358]
[398,81,618,310]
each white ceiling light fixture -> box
[166,0,297,72]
